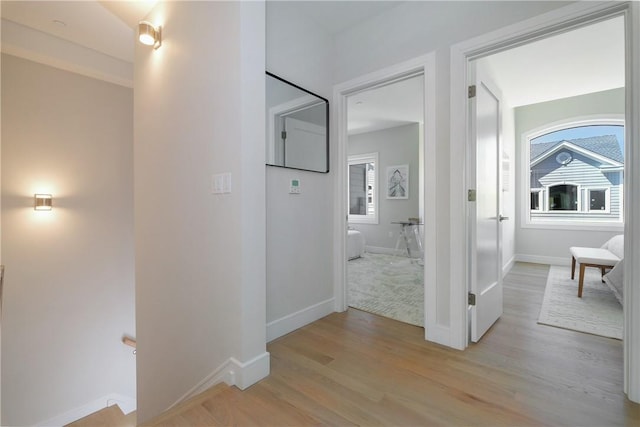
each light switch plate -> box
[212,173,232,194]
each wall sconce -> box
[138,21,162,49]
[34,194,52,211]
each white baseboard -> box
[229,352,270,390]
[36,393,136,427]
[365,245,400,255]
[167,359,233,411]
[266,297,334,342]
[502,255,516,276]
[167,351,270,411]
[425,325,456,349]
[515,254,570,266]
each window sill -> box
[522,221,624,232]
[348,217,379,225]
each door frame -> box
[450,1,640,401]
[332,52,441,341]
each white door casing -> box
[469,65,503,342]
[451,0,639,402]
[333,53,441,343]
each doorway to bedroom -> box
[345,74,426,327]
[468,14,626,343]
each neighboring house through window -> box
[348,152,378,224]
[522,118,624,229]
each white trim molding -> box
[266,298,335,342]
[166,351,271,412]
[450,0,638,402]
[520,115,625,229]
[332,52,440,345]
[514,254,570,267]
[624,0,640,404]
[228,352,271,391]
[35,393,136,427]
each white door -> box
[283,117,327,171]
[470,65,503,342]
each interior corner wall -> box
[331,1,571,331]
[1,54,135,426]
[134,2,266,423]
[265,2,335,333]
[514,88,625,261]
[348,124,420,251]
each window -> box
[522,118,624,229]
[348,152,378,224]
[530,189,542,211]
[548,184,578,211]
[588,188,609,212]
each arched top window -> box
[522,116,624,229]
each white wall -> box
[332,0,570,329]
[1,54,135,426]
[348,124,420,251]
[514,88,625,262]
[265,2,335,337]
[134,2,267,423]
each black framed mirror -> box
[266,72,329,173]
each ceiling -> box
[479,15,624,107]
[347,13,624,136]
[1,1,156,63]
[0,1,625,134]
[286,1,403,36]
[348,75,423,135]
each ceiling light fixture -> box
[138,21,162,49]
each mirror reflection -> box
[266,72,329,173]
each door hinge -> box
[468,189,476,202]
[281,130,287,140]
[468,292,476,306]
[468,85,476,99]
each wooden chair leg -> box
[571,256,576,280]
[578,264,586,297]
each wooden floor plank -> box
[143,262,639,426]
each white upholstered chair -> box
[569,235,624,298]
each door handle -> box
[499,215,509,222]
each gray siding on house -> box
[530,150,622,221]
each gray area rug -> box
[538,265,622,340]
[347,252,424,327]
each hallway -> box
[142,262,639,426]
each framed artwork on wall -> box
[386,164,409,199]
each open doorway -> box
[333,53,438,341]
[467,15,626,342]
[345,75,425,327]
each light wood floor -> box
[88,262,640,426]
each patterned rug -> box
[538,265,622,339]
[347,252,424,327]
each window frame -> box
[348,152,379,224]
[530,188,543,212]
[546,182,581,212]
[520,115,624,231]
[586,187,611,213]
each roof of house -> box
[530,135,623,163]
